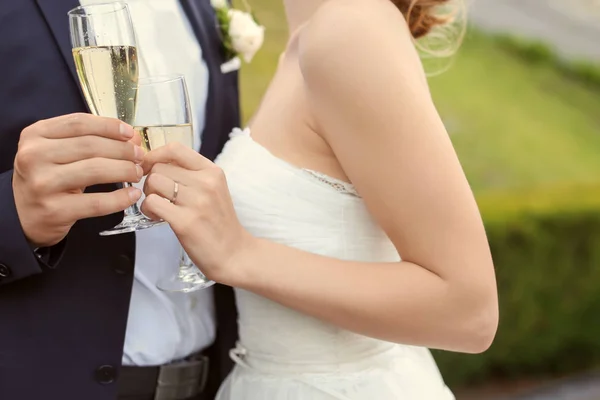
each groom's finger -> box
[34,113,133,141]
[64,188,143,222]
[142,142,213,174]
[51,136,144,164]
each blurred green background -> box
[233,0,600,397]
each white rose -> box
[227,9,265,63]
[210,0,228,9]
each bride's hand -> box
[140,142,254,283]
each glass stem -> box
[120,182,142,217]
[180,247,194,272]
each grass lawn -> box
[236,0,600,193]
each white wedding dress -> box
[214,128,454,400]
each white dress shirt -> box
[79,0,215,366]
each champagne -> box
[135,124,194,153]
[72,45,138,124]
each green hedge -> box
[490,33,600,90]
[434,185,600,386]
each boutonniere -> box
[211,0,265,73]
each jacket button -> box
[113,254,134,275]
[0,264,12,279]
[95,365,117,384]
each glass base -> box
[157,270,215,293]
[99,213,165,236]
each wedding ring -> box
[171,181,179,204]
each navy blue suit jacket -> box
[0,1,239,399]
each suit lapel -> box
[35,0,82,89]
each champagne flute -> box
[135,74,215,293]
[68,2,164,235]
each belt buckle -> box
[154,355,209,400]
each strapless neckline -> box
[229,127,360,197]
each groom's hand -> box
[12,113,145,247]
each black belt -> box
[118,351,210,400]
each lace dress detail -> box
[303,170,360,197]
[214,129,454,400]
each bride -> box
[141,0,499,398]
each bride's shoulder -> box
[304,0,408,36]
[298,0,421,87]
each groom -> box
[0,0,239,399]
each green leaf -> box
[214,7,238,60]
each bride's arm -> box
[231,1,498,354]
